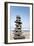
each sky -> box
[10,6,30,31]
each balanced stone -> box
[14,16,25,39]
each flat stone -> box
[14,36,25,39]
